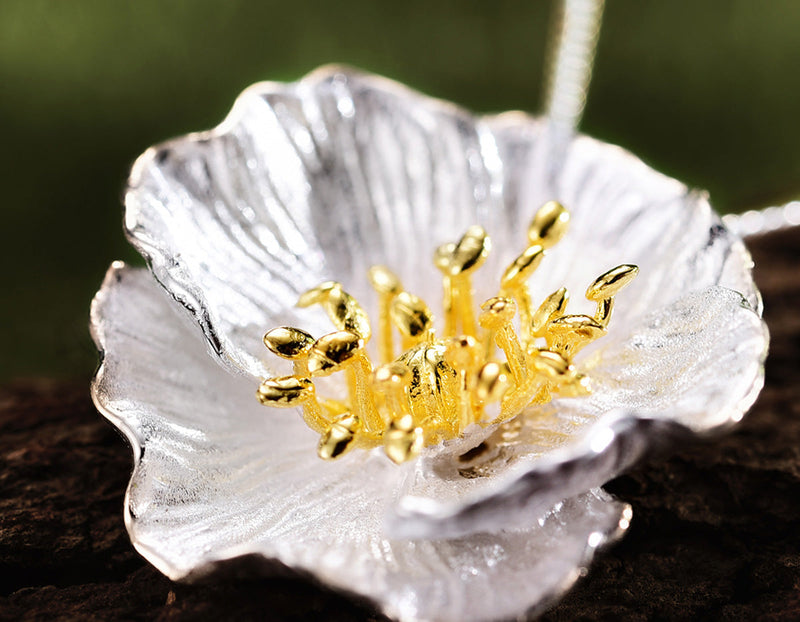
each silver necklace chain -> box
[546,0,796,239]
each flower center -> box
[256,201,638,464]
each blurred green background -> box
[2,0,798,382]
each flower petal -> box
[91,263,631,621]
[387,286,767,540]
[124,66,760,384]
[125,66,506,377]
[487,114,761,334]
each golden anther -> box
[478,296,515,327]
[256,375,314,406]
[585,264,639,327]
[263,326,316,376]
[307,331,382,436]
[384,413,424,464]
[528,201,570,248]
[390,291,434,350]
[585,264,640,301]
[318,412,361,460]
[296,280,338,307]
[398,343,459,439]
[258,201,634,464]
[435,225,491,277]
[501,245,545,290]
[531,287,569,339]
[257,376,328,434]
[263,326,316,358]
[475,361,511,420]
[297,281,372,341]
[368,265,403,363]
[368,265,403,295]
[434,225,490,337]
[479,297,526,386]
[500,244,545,345]
[545,314,606,359]
[306,331,363,375]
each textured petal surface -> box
[125,67,507,377]
[91,265,630,622]
[487,114,761,336]
[389,286,767,539]
[125,66,760,384]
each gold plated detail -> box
[297,281,372,341]
[368,266,403,363]
[257,375,327,434]
[256,202,638,463]
[263,326,315,377]
[318,412,361,460]
[434,225,490,338]
[531,287,569,338]
[384,414,424,464]
[390,291,434,350]
[528,200,570,248]
[500,245,545,346]
[585,264,639,327]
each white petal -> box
[91,264,632,621]
[488,114,761,334]
[576,285,768,429]
[125,67,507,377]
[124,67,759,387]
[388,286,767,540]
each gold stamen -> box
[263,326,315,377]
[307,331,382,437]
[545,314,607,358]
[373,361,413,422]
[434,226,490,337]
[368,265,403,363]
[475,361,511,420]
[297,282,372,341]
[479,297,526,385]
[445,335,481,432]
[399,343,459,440]
[384,413,424,464]
[586,264,639,327]
[500,244,545,345]
[256,376,328,434]
[586,264,640,299]
[318,412,361,460]
[531,287,569,339]
[528,200,570,248]
[256,375,314,406]
[257,202,637,464]
[390,291,434,351]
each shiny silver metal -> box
[92,67,768,621]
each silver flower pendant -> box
[91,67,768,621]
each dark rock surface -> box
[2,226,798,621]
